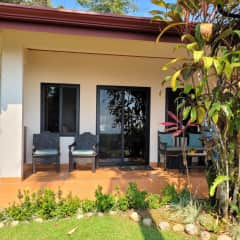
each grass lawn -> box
[0,216,195,240]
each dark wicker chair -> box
[32,132,60,173]
[69,132,98,172]
[158,131,182,170]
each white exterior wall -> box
[0,29,185,176]
[24,50,167,164]
[0,36,24,178]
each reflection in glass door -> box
[97,86,150,166]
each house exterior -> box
[0,3,185,179]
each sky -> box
[51,0,174,17]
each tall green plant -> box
[153,0,240,219]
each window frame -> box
[41,83,80,136]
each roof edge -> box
[0,3,178,36]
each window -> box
[41,83,80,135]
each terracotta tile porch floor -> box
[0,165,209,208]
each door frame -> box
[96,85,151,166]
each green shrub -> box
[116,197,129,211]
[160,184,178,206]
[56,194,81,218]
[0,210,5,221]
[145,194,160,209]
[95,186,115,212]
[177,187,191,207]
[6,189,81,220]
[126,183,147,209]
[6,190,34,221]
[80,199,96,213]
[33,189,58,219]
[6,203,32,221]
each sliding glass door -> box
[97,86,150,166]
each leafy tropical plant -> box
[160,111,198,188]
[153,0,240,219]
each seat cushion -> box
[72,150,96,156]
[33,149,58,156]
[159,133,175,147]
[189,133,203,148]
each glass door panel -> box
[97,86,150,166]
[123,88,148,164]
[98,89,123,163]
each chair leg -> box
[157,153,160,168]
[178,155,182,173]
[69,152,73,172]
[32,157,36,173]
[92,157,96,173]
[56,155,60,172]
[164,154,167,170]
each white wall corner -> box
[0,36,24,178]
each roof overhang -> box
[0,3,180,42]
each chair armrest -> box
[32,145,36,154]
[68,142,76,151]
[93,144,99,154]
[159,142,167,152]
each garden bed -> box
[0,183,238,240]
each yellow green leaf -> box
[156,22,187,43]
[181,34,195,43]
[186,42,198,51]
[224,60,233,80]
[161,58,181,71]
[184,84,192,94]
[171,70,181,91]
[150,10,164,15]
[205,100,211,110]
[183,106,191,120]
[151,0,167,7]
[190,107,197,122]
[197,107,206,124]
[212,112,219,124]
[213,58,224,75]
[193,50,204,63]
[202,57,213,70]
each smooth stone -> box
[130,212,141,222]
[185,223,199,235]
[200,231,211,240]
[217,235,232,240]
[0,222,4,228]
[159,221,170,231]
[97,212,104,217]
[34,218,44,223]
[109,210,117,216]
[76,214,84,219]
[142,218,152,227]
[85,212,94,217]
[173,224,184,232]
[10,221,19,227]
